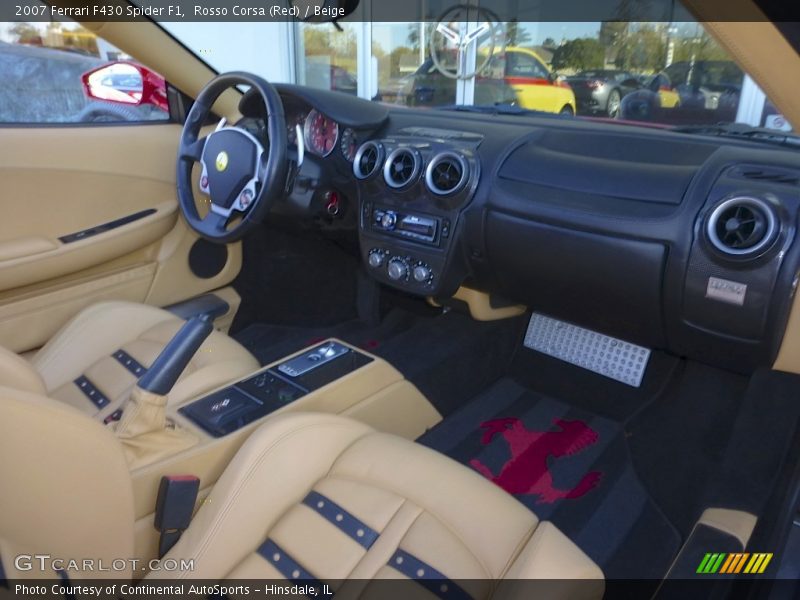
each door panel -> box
[0,124,242,352]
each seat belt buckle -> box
[154,475,200,558]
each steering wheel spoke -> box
[180,137,207,163]
[200,209,229,234]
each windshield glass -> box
[159,11,792,133]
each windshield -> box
[110,6,778,134]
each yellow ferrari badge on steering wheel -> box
[215,151,229,172]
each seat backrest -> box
[0,387,134,579]
[0,346,46,395]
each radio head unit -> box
[371,207,440,245]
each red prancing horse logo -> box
[469,417,602,504]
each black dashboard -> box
[239,85,800,374]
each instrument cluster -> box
[284,107,359,162]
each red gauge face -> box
[303,109,339,157]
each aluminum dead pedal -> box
[523,313,651,387]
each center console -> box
[128,338,441,561]
[353,127,482,297]
[179,341,372,437]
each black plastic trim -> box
[58,209,156,244]
[112,349,147,378]
[74,375,110,409]
[165,293,230,321]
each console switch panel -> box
[277,341,350,378]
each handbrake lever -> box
[137,315,214,396]
[115,315,214,442]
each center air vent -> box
[706,196,778,257]
[425,152,469,195]
[353,141,383,179]
[383,148,420,189]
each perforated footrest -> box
[523,313,651,387]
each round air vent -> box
[383,148,421,189]
[425,152,469,195]
[706,196,778,257]
[353,141,383,179]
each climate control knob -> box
[367,249,385,268]
[387,257,410,281]
[412,264,432,283]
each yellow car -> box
[648,73,681,108]
[483,46,577,114]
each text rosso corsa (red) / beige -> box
[194,5,347,18]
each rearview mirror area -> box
[81,61,168,111]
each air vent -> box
[383,148,420,189]
[425,152,469,195]
[706,196,778,257]
[730,166,800,186]
[353,141,383,179]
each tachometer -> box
[340,128,358,162]
[304,109,339,157]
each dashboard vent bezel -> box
[383,147,421,189]
[705,196,779,258]
[425,152,470,196]
[353,141,384,180]
[729,165,800,186]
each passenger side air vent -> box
[706,196,779,257]
[383,148,420,189]
[425,152,469,195]
[353,141,383,179]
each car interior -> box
[2,1,800,598]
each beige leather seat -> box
[0,300,258,421]
[1,395,604,598]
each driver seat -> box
[0,300,259,421]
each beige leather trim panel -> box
[0,201,175,291]
[0,124,242,351]
[0,125,182,290]
[341,380,442,440]
[0,389,135,580]
[0,263,156,352]
[430,286,527,321]
[144,218,242,307]
[698,508,758,549]
[774,290,800,374]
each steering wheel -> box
[177,72,288,243]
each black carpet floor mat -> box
[418,377,681,581]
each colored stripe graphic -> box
[698,552,773,575]
[744,553,773,574]
[697,553,725,574]
[719,554,736,574]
